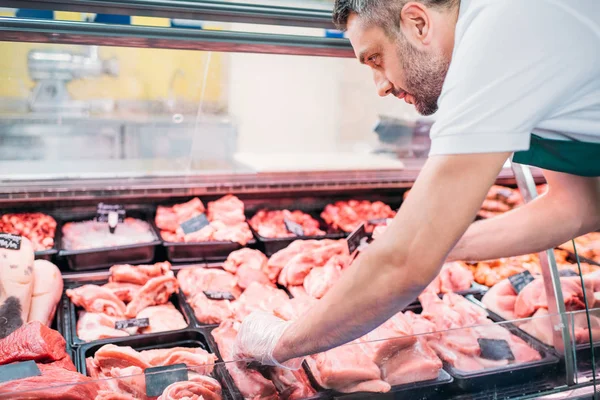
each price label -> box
[284,218,305,236]
[96,203,126,223]
[204,291,235,301]
[367,218,389,225]
[347,223,367,254]
[115,318,150,330]
[508,270,536,294]
[478,338,515,361]
[145,363,188,397]
[180,214,210,235]
[0,360,41,383]
[0,233,22,251]
[559,269,580,277]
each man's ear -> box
[400,2,433,47]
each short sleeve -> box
[429,0,597,155]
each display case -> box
[0,1,597,399]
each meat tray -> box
[58,210,161,271]
[303,360,452,400]
[247,210,346,256]
[75,329,235,399]
[63,278,194,346]
[406,283,489,307]
[468,295,600,364]
[0,210,61,261]
[162,238,257,264]
[437,297,561,392]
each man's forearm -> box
[449,172,600,262]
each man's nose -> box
[374,70,393,97]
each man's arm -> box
[448,171,600,263]
[263,152,510,362]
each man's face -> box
[346,12,451,116]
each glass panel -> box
[0,40,422,182]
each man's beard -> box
[397,37,450,116]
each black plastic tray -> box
[303,355,452,400]
[63,278,194,346]
[426,296,561,391]
[0,210,61,261]
[163,238,257,264]
[247,209,346,256]
[407,283,489,307]
[58,210,161,271]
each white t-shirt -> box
[429,0,600,156]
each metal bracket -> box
[511,161,575,385]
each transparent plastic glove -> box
[234,311,303,370]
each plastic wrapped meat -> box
[321,200,396,233]
[62,218,156,251]
[250,209,325,238]
[0,213,56,251]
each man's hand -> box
[233,151,509,365]
[449,172,600,262]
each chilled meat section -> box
[1,186,598,400]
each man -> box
[235,0,600,368]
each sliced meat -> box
[28,260,63,326]
[234,283,290,321]
[76,312,130,342]
[177,268,240,298]
[207,195,246,225]
[267,367,316,400]
[249,209,325,239]
[378,337,442,386]
[158,374,222,400]
[303,261,342,299]
[360,313,417,366]
[93,344,152,371]
[102,282,142,303]
[140,347,216,374]
[0,364,99,400]
[189,292,235,325]
[109,262,172,285]
[136,303,187,334]
[425,262,474,295]
[224,249,274,287]
[125,275,178,318]
[66,285,126,317]
[0,321,70,366]
[481,279,518,320]
[0,236,35,338]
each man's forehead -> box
[346,13,384,63]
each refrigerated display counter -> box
[0,1,597,399]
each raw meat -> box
[0,236,35,338]
[102,282,142,303]
[177,267,241,298]
[418,292,541,372]
[425,262,474,294]
[28,260,63,325]
[156,198,205,233]
[0,213,56,251]
[267,366,317,400]
[158,374,222,400]
[76,312,130,342]
[234,282,290,321]
[93,344,152,371]
[109,262,172,285]
[189,291,235,325]
[267,240,325,275]
[481,279,518,320]
[136,303,187,333]
[250,209,325,238]
[273,294,316,321]
[0,364,99,400]
[224,249,273,288]
[0,321,72,367]
[66,285,127,317]
[561,232,600,263]
[207,195,246,225]
[303,260,342,299]
[124,274,178,318]
[62,218,156,250]
[321,200,396,233]
[514,276,594,318]
[157,195,253,245]
[377,337,442,386]
[140,347,217,374]
[211,320,280,400]
[277,240,349,287]
[305,343,390,393]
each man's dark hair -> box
[333,0,457,33]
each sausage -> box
[0,236,35,338]
[28,260,63,326]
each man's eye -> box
[368,55,380,65]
